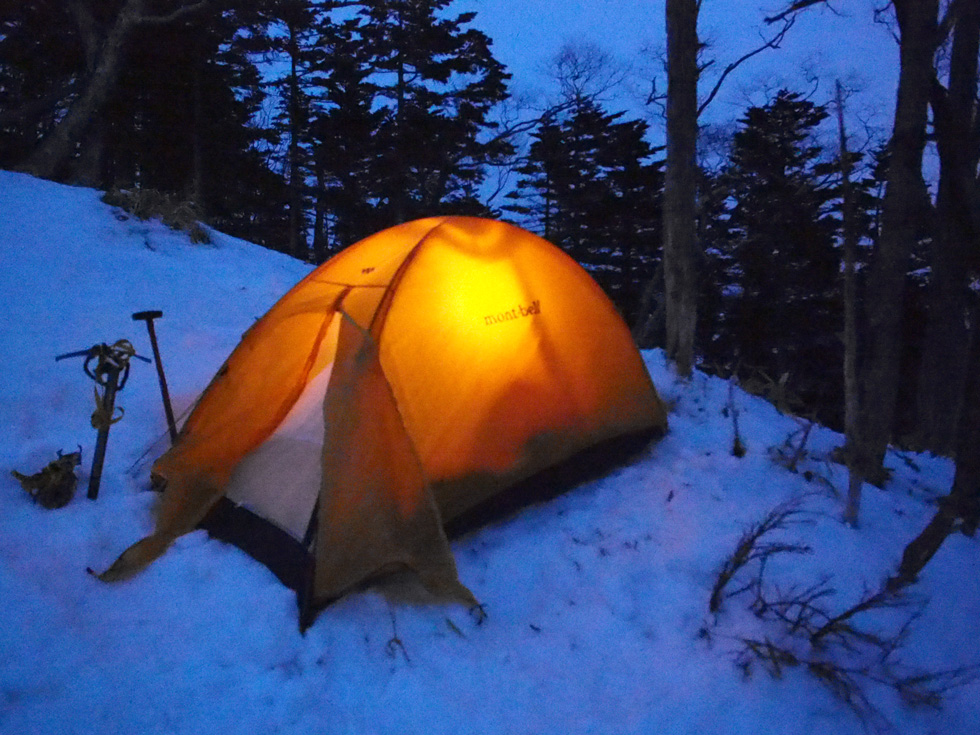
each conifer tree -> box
[505,98,663,320]
[109,3,292,248]
[351,0,510,227]
[260,0,324,259]
[503,119,564,240]
[308,13,389,256]
[719,90,842,416]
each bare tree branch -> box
[697,16,796,118]
[646,77,665,107]
[550,41,630,104]
[764,0,836,25]
[67,0,100,71]
[138,0,214,27]
[937,0,968,47]
[481,99,577,148]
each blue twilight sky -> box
[455,0,899,148]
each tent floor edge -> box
[199,498,311,593]
[297,559,319,634]
[445,426,665,539]
[297,501,320,634]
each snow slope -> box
[1,171,977,735]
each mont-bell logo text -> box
[483,300,541,326]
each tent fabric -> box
[310,313,475,614]
[99,216,667,617]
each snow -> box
[1,170,977,734]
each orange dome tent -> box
[98,216,667,627]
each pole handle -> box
[132,310,163,321]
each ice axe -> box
[132,310,178,444]
[57,341,149,499]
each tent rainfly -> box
[97,216,668,628]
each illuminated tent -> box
[99,216,667,626]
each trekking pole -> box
[132,310,178,443]
[57,341,149,500]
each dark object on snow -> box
[11,448,82,509]
[133,310,177,444]
[57,340,149,500]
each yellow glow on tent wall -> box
[374,218,655,484]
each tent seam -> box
[367,217,449,340]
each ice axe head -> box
[132,310,163,323]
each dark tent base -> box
[444,426,662,538]
[199,499,311,593]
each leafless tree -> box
[21,0,213,183]
[633,1,813,378]
[915,0,980,454]
[836,81,864,527]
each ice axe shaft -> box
[132,310,177,443]
[88,365,120,499]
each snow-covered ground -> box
[1,170,977,735]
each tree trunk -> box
[659,0,700,377]
[915,0,980,455]
[634,1,808,357]
[22,0,148,180]
[837,82,864,527]
[856,0,937,479]
[393,20,408,226]
[66,0,104,187]
[892,324,980,587]
[74,118,106,187]
[22,0,213,183]
[312,158,329,263]
[190,51,205,208]
[286,20,307,261]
